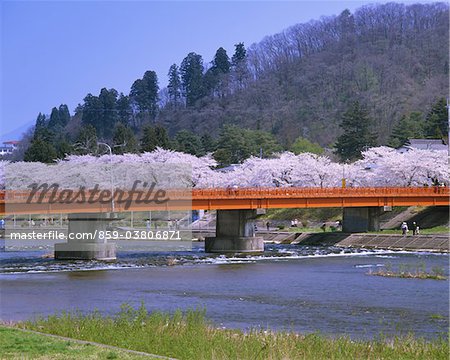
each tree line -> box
[22,96,447,165]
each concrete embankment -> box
[192,230,449,252]
[292,233,449,253]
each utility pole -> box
[447,98,450,155]
[97,142,126,213]
[98,142,115,213]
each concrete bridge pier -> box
[54,213,116,260]
[342,207,382,232]
[205,209,264,253]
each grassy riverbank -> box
[0,326,154,359]
[11,304,449,360]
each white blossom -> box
[1,146,448,189]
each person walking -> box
[412,222,420,235]
[401,222,408,235]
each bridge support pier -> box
[54,213,116,260]
[205,210,264,253]
[342,207,382,232]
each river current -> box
[0,242,448,339]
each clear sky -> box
[0,0,434,139]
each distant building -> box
[397,139,447,153]
[216,164,240,173]
[0,141,20,157]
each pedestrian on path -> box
[401,222,408,235]
[412,222,419,235]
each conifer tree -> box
[334,101,377,161]
[424,98,448,139]
[180,52,204,106]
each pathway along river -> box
[0,242,448,340]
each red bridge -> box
[0,187,448,214]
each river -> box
[0,243,448,339]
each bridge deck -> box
[0,187,448,215]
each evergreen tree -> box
[214,125,282,166]
[58,104,71,127]
[231,42,246,66]
[213,47,231,74]
[24,139,57,163]
[334,101,377,161]
[201,133,216,153]
[35,112,47,129]
[112,123,138,154]
[154,125,170,149]
[205,47,231,97]
[424,98,448,139]
[180,52,204,106]
[116,93,132,125]
[47,104,70,132]
[24,113,59,163]
[130,70,159,119]
[174,130,202,155]
[388,112,424,148]
[140,125,171,152]
[140,125,158,152]
[167,64,182,106]
[81,89,119,139]
[98,88,119,139]
[231,42,248,89]
[54,138,72,159]
[337,9,356,47]
[48,107,60,130]
[81,93,102,131]
[33,113,53,143]
[75,125,98,154]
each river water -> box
[0,243,448,339]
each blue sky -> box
[0,1,433,139]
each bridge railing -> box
[0,186,448,204]
[191,186,450,199]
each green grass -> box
[430,314,445,320]
[14,304,450,360]
[369,263,448,280]
[274,226,323,233]
[0,326,155,359]
[262,207,342,222]
[274,225,449,235]
[372,226,449,235]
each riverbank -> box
[6,305,448,360]
[293,233,449,252]
[192,230,449,252]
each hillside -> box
[158,2,449,146]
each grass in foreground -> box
[13,304,450,360]
[0,326,155,359]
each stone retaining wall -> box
[293,233,449,252]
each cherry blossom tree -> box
[1,146,447,189]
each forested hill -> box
[158,2,448,146]
[19,2,449,164]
